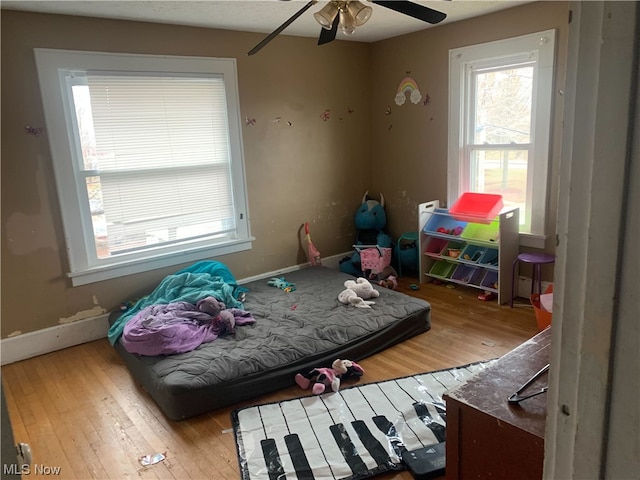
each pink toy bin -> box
[450,193,503,224]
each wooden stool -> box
[511,252,555,307]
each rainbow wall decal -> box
[395,76,423,106]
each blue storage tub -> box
[480,248,499,266]
[460,244,487,263]
[423,210,468,237]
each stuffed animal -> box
[340,191,393,277]
[331,359,364,381]
[267,277,296,292]
[344,277,380,299]
[338,277,379,308]
[212,310,235,335]
[337,289,375,308]
[373,265,398,289]
[196,296,235,334]
[378,275,398,290]
[295,367,341,395]
[295,359,364,395]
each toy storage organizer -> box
[418,200,520,304]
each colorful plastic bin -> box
[531,284,553,331]
[480,270,499,291]
[442,241,465,258]
[424,237,449,256]
[429,261,456,279]
[459,244,487,263]
[449,193,503,224]
[461,221,500,244]
[479,248,499,266]
[451,265,483,285]
[423,210,468,236]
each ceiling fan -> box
[247,0,447,56]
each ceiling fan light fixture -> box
[347,1,373,26]
[339,8,356,35]
[314,2,339,29]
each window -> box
[448,30,555,247]
[35,49,252,285]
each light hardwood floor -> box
[1,275,538,480]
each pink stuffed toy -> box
[331,359,364,381]
[295,358,364,395]
[295,367,340,395]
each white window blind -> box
[34,49,252,285]
[80,74,235,257]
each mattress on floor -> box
[109,266,431,420]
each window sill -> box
[67,237,254,286]
[519,233,548,249]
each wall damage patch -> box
[58,306,106,324]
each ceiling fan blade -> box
[317,14,339,46]
[372,0,447,24]
[248,0,318,56]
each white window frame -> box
[448,30,556,248]
[34,49,252,286]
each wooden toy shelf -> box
[418,200,519,304]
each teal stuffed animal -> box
[340,191,393,276]
[267,277,296,292]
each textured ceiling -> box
[1,1,533,43]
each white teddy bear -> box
[345,277,380,299]
[338,277,380,308]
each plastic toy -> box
[477,291,497,301]
[295,359,364,395]
[303,222,321,266]
[339,191,393,277]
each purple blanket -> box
[121,300,255,356]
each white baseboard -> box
[0,254,352,366]
[237,252,349,285]
[1,314,110,366]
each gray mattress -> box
[109,266,431,420]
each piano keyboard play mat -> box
[232,360,493,480]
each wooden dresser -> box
[444,327,551,479]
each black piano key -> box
[413,402,446,443]
[261,438,285,480]
[330,423,369,476]
[351,420,392,467]
[284,433,314,479]
[373,415,406,457]
[436,405,447,422]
